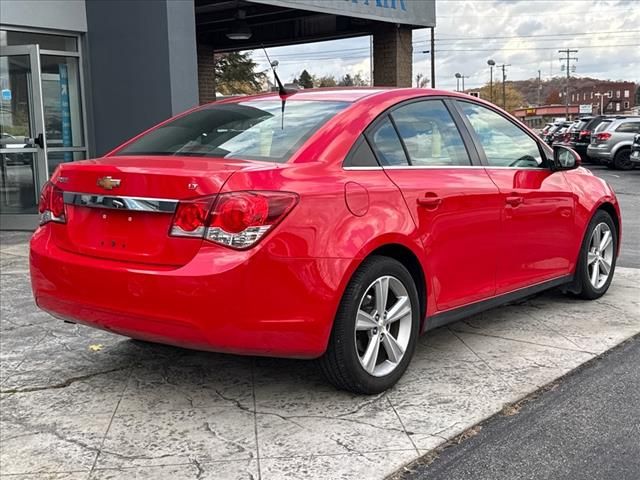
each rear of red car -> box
[30,98,354,358]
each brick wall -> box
[197,43,216,104]
[570,81,637,114]
[373,24,412,87]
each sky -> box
[248,0,640,91]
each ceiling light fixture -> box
[226,9,252,41]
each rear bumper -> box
[586,145,612,162]
[30,227,350,358]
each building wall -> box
[569,81,637,114]
[0,0,87,32]
[85,0,198,156]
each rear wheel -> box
[572,210,617,300]
[613,149,633,170]
[319,256,420,394]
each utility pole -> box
[497,63,510,109]
[537,70,542,106]
[430,27,436,88]
[558,48,578,119]
[487,59,495,103]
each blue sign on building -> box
[59,64,73,161]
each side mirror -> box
[552,145,581,171]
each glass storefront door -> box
[0,30,86,230]
[0,44,48,229]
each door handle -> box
[505,195,524,207]
[417,193,442,209]
[33,133,45,149]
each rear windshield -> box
[115,100,349,163]
[593,121,612,133]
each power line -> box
[437,6,635,18]
[264,43,638,63]
[432,30,640,42]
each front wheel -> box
[319,256,420,394]
[572,210,617,300]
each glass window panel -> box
[40,55,85,147]
[0,30,77,52]
[47,150,85,177]
[458,102,543,168]
[117,100,348,163]
[391,101,470,167]
[0,54,33,139]
[368,117,409,166]
[0,151,38,214]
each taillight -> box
[38,182,66,225]
[580,130,590,137]
[169,191,298,249]
[170,197,215,237]
[596,132,612,141]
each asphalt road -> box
[587,164,640,268]
[395,163,640,480]
[397,334,640,480]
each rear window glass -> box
[593,121,612,133]
[115,100,349,163]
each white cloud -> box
[248,0,639,91]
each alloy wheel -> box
[354,276,412,377]
[587,222,614,289]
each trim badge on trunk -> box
[97,176,121,190]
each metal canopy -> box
[195,0,434,52]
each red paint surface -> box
[30,89,621,358]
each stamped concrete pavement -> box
[1,232,639,479]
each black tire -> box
[572,210,618,300]
[318,256,420,394]
[613,148,633,170]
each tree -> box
[338,74,354,87]
[298,70,314,89]
[316,75,337,87]
[415,73,429,88]
[545,89,562,105]
[352,73,369,86]
[214,52,266,95]
[475,82,525,111]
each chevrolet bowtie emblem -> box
[97,176,121,190]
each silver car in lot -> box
[587,117,640,169]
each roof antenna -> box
[262,45,296,129]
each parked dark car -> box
[539,123,554,138]
[631,133,640,166]
[550,122,572,145]
[543,123,565,145]
[567,116,594,160]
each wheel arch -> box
[359,243,428,327]
[611,141,631,158]
[596,201,621,253]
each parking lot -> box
[1,166,639,480]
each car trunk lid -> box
[50,156,265,266]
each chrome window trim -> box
[344,165,546,171]
[62,192,179,213]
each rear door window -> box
[367,117,409,166]
[389,100,471,167]
[615,122,640,133]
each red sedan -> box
[30,88,621,393]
